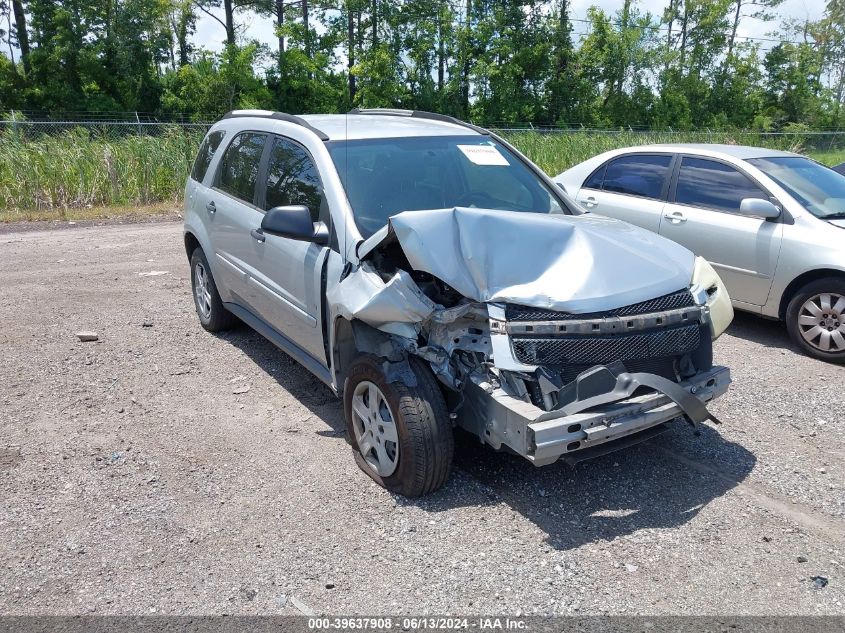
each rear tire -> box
[343,355,453,497]
[785,277,845,363]
[190,247,237,332]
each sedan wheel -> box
[786,278,845,363]
[797,293,845,353]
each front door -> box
[243,135,330,361]
[659,156,784,307]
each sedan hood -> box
[359,207,695,314]
[828,219,845,229]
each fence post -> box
[135,111,142,136]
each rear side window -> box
[601,154,672,200]
[264,137,323,221]
[191,131,226,183]
[584,163,607,189]
[675,157,767,213]
[216,133,267,204]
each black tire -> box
[189,247,237,332]
[343,355,453,497]
[785,277,845,364]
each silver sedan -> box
[555,144,845,362]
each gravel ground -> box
[0,221,844,616]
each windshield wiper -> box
[821,212,845,220]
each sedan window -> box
[601,154,672,200]
[676,157,766,213]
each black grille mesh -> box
[511,324,701,366]
[505,289,696,322]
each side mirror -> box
[556,182,570,196]
[261,205,329,245]
[739,198,780,219]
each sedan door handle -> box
[205,201,216,214]
[663,211,687,223]
[250,228,266,243]
[582,196,597,209]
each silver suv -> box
[183,109,733,497]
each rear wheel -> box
[343,355,453,497]
[190,247,237,332]
[786,277,845,363]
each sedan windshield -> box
[746,156,845,219]
[327,135,566,238]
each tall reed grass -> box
[0,126,828,214]
[0,127,202,213]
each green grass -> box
[0,127,842,219]
[0,127,202,217]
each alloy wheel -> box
[350,380,400,477]
[194,261,212,320]
[798,292,845,353]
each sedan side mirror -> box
[261,205,329,245]
[739,198,781,219]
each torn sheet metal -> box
[364,207,696,314]
[327,264,435,339]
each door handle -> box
[582,196,597,209]
[205,201,216,214]
[663,211,686,223]
[250,228,266,243]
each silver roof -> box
[630,143,800,159]
[224,111,481,141]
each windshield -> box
[327,135,566,238]
[746,156,845,219]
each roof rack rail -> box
[221,110,330,141]
[348,108,490,135]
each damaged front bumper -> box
[458,365,731,466]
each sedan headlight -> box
[691,256,733,340]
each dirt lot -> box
[1,220,844,616]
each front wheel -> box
[343,355,453,497]
[786,277,845,363]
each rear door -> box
[241,135,331,361]
[207,131,270,308]
[575,153,673,233]
[659,156,783,306]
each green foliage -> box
[0,127,202,210]
[2,0,845,129]
[2,128,837,212]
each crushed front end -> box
[456,288,731,465]
[332,207,733,467]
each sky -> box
[191,0,827,58]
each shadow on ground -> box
[217,326,757,552]
[726,311,795,351]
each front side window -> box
[675,157,767,213]
[191,130,226,183]
[327,135,566,238]
[264,138,323,221]
[747,156,845,219]
[601,154,672,200]
[216,132,267,204]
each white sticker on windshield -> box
[457,144,509,166]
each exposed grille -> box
[559,356,678,385]
[505,289,696,322]
[511,324,701,366]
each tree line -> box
[1,0,845,129]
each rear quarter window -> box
[191,131,226,183]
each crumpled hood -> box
[360,207,695,313]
